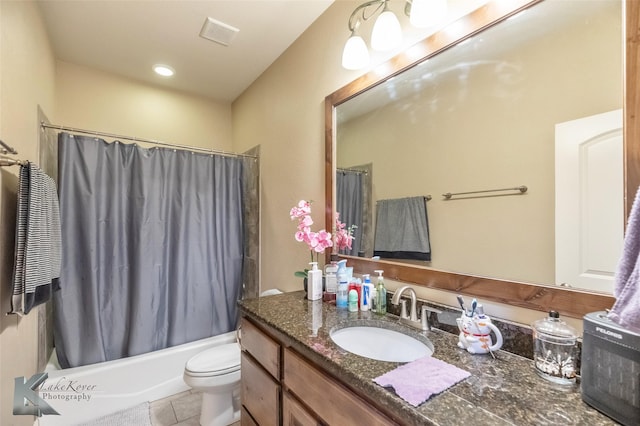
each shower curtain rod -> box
[41,122,258,159]
[337,167,368,175]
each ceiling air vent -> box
[199,17,239,47]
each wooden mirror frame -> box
[325,0,639,319]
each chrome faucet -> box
[391,286,441,331]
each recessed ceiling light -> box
[153,64,174,77]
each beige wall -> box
[233,1,593,333]
[0,7,232,424]
[233,1,366,295]
[0,1,57,425]
[337,7,622,286]
[233,1,354,292]
[56,61,232,151]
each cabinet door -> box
[284,348,397,425]
[283,392,320,426]
[241,318,281,379]
[241,352,280,426]
[241,406,259,426]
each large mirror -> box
[326,0,640,318]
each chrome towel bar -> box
[443,185,527,200]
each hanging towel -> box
[609,186,640,332]
[374,196,431,261]
[10,162,61,315]
[373,356,470,407]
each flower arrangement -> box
[290,200,333,278]
[335,213,357,253]
[290,200,358,278]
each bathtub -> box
[35,331,237,425]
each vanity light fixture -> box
[153,64,175,77]
[342,0,448,70]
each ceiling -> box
[37,0,334,103]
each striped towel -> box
[10,162,61,315]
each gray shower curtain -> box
[337,170,363,256]
[54,133,244,368]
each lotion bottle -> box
[374,270,386,315]
[360,274,371,311]
[307,262,323,301]
[324,262,338,294]
[336,260,349,308]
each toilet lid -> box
[185,343,240,376]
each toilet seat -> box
[185,342,240,377]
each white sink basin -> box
[330,326,433,362]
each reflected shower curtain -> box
[54,133,244,368]
[337,170,363,256]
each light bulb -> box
[410,0,448,28]
[371,9,402,51]
[342,35,370,70]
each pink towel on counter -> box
[609,185,640,333]
[373,356,470,407]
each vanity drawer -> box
[283,348,397,426]
[241,406,258,426]
[283,392,320,426]
[241,351,280,426]
[241,317,280,379]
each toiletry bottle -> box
[360,274,371,311]
[336,261,348,308]
[348,289,359,312]
[307,262,323,301]
[374,270,386,315]
[324,262,338,294]
[348,278,362,308]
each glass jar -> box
[532,311,578,385]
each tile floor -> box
[149,390,240,426]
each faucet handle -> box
[421,305,443,331]
[400,299,408,319]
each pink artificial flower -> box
[299,215,313,228]
[290,200,311,220]
[290,200,333,262]
[335,217,356,251]
[315,230,333,252]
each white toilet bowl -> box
[183,342,241,426]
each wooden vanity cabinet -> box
[240,319,281,425]
[284,348,396,426]
[282,392,320,426]
[240,317,397,426]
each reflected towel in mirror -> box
[374,196,431,261]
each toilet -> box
[183,342,241,426]
[183,291,281,425]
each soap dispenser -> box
[532,311,578,385]
[307,262,323,301]
[374,270,386,315]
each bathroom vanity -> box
[238,291,616,425]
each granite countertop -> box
[238,291,617,426]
